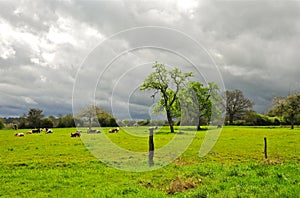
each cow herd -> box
[14,128,120,137]
[15,128,53,136]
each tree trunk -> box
[197,116,201,131]
[88,116,92,129]
[166,109,174,133]
[229,114,234,125]
[148,127,155,166]
[291,114,295,129]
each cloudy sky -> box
[0,0,300,119]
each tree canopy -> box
[176,82,218,129]
[140,62,192,133]
[0,119,4,129]
[269,93,300,129]
[225,89,253,125]
[78,105,118,128]
[27,108,44,128]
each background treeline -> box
[2,108,300,130]
[0,110,168,129]
[0,111,77,129]
[0,107,118,129]
[227,110,300,126]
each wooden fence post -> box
[148,127,156,166]
[264,137,267,159]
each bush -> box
[98,117,118,127]
[41,118,54,128]
[137,119,150,126]
[233,119,246,126]
[0,119,4,129]
[150,120,167,126]
[232,111,281,126]
[57,114,76,128]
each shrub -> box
[57,114,76,128]
[137,119,150,126]
[0,119,4,129]
[41,118,54,128]
[242,111,274,126]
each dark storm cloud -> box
[175,1,300,112]
[0,0,299,118]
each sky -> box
[0,0,300,119]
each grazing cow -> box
[87,128,101,133]
[71,131,81,137]
[45,128,53,134]
[15,133,24,137]
[31,128,41,133]
[109,127,119,133]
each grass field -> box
[0,126,299,197]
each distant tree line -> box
[1,109,76,129]
[0,106,118,129]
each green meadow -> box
[0,126,299,197]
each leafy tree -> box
[183,82,220,130]
[48,116,59,127]
[41,118,54,128]
[140,62,192,133]
[57,114,76,128]
[27,108,44,128]
[0,119,4,129]
[270,94,300,129]
[78,105,118,128]
[18,114,27,129]
[137,119,150,126]
[78,105,98,129]
[225,90,253,125]
[152,89,181,123]
[96,107,118,127]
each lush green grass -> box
[0,126,299,197]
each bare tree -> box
[225,90,253,125]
